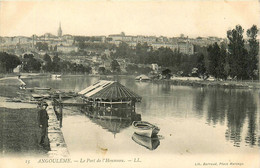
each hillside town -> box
[0,23,226,54]
[0,23,259,83]
[0,23,228,76]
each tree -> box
[153,47,176,67]
[196,54,206,78]
[0,52,21,73]
[42,54,52,72]
[207,43,220,78]
[207,43,227,79]
[112,42,133,59]
[135,42,150,64]
[246,25,259,79]
[22,54,41,72]
[126,64,138,74]
[52,55,61,72]
[110,60,121,73]
[43,53,51,63]
[227,25,248,80]
[162,69,172,79]
[218,43,228,79]
[98,67,106,74]
[35,42,48,51]
[139,67,152,74]
[78,42,86,50]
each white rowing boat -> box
[132,121,160,137]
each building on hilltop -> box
[57,22,62,37]
[57,45,78,53]
[178,42,194,55]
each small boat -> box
[132,121,160,137]
[6,98,22,102]
[132,133,160,150]
[31,94,50,99]
[34,87,51,91]
[51,74,62,78]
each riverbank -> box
[171,80,260,89]
[1,72,260,90]
[153,78,260,89]
[0,76,69,157]
[67,74,260,89]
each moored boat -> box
[51,74,62,78]
[34,87,51,91]
[31,94,51,99]
[132,121,160,137]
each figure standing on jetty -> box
[53,98,63,128]
[37,101,49,147]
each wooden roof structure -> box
[78,80,141,102]
[135,74,150,80]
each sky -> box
[0,0,259,38]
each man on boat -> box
[37,101,49,147]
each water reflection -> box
[206,89,227,126]
[193,87,206,118]
[205,89,258,147]
[89,118,132,137]
[244,93,258,147]
[132,133,160,150]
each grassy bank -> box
[0,107,49,156]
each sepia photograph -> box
[0,0,259,168]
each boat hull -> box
[132,121,160,137]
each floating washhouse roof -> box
[135,74,150,80]
[78,80,141,102]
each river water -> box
[25,76,259,157]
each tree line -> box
[41,54,92,74]
[110,40,203,76]
[207,25,259,80]
[110,25,259,80]
[0,52,91,74]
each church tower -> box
[57,22,62,37]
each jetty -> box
[46,103,69,157]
